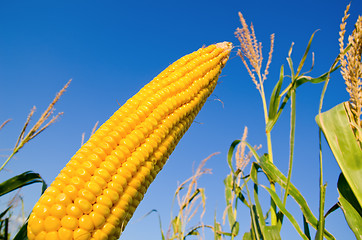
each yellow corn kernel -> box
[78,215,94,231]
[84,181,102,196]
[58,227,73,240]
[74,198,92,214]
[61,215,78,230]
[73,228,91,240]
[102,188,119,204]
[55,193,72,206]
[63,185,78,201]
[90,212,105,228]
[35,231,46,240]
[44,216,61,231]
[28,217,44,235]
[32,203,49,219]
[28,42,231,239]
[66,204,83,218]
[92,203,110,217]
[45,231,59,240]
[50,204,66,219]
[92,230,107,240]
[78,189,96,204]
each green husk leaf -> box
[316,102,362,207]
[0,171,47,197]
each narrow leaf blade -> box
[0,171,47,197]
[256,158,335,240]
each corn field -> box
[0,2,361,240]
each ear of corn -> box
[27,42,232,240]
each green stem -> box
[315,129,326,240]
[314,54,336,240]
[0,147,19,172]
[283,85,296,205]
[260,80,274,164]
[243,172,261,240]
[259,80,277,226]
[0,134,29,172]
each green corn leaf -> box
[295,31,317,77]
[295,65,339,88]
[251,163,282,240]
[287,43,295,79]
[339,195,362,240]
[0,207,11,220]
[261,185,309,240]
[236,184,250,208]
[13,221,28,240]
[181,189,201,211]
[337,173,362,216]
[224,174,237,229]
[228,140,241,174]
[250,205,263,240]
[316,102,362,207]
[337,173,362,239]
[303,215,312,240]
[0,171,47,197]
[185,228,200,237]
[242,232,253,240]
[231,221,240,238]
[172,216,181,234]
[250,163,266,229]
[262,225,282,240]
[268,65,284,121]
[256,157,335,240]
[266,67,336,133]
[243,141,261,162]
[339,196,362,240]
[214,213,222,240]
[324,203,340,218]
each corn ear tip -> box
[215,41,233,52]
[215,42,232,65]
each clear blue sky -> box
[0,0,360,239]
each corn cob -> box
[27,42,232,240]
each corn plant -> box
[0,80,70,239]
[163,153,216,240]
[213,6,360,240]
[316,5,362,239]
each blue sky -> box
[0,0,360,239]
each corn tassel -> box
[27,42,232,240]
